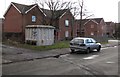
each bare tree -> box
[77,0,94,36]
[34,0,73,26]
[33,0,93,37]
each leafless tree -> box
[34,0,73,26]
[33,0,93,37]
[77,0,94,36]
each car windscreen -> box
[72,39,84,44]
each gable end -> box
[84,19,98,25]
[4,2,21,17]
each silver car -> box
[70,37,101,53]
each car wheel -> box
[97,46,101,52]
[70,49,75,53]
[86,48,90,54]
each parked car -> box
[70,37,101,53]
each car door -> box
[88,38,95,49]
[85,39,91,48]
[90,38,98,49]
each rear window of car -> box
[72,39,84,43]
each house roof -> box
[40,8,69,19]
[106,22,113,25]
[92,18,103,23]
[11,2,36,14]
[4,2,70,19]
[4,2,39,16]
[76,18,104,25]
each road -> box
[2,46,118,76]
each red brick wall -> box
[58,11,74,40]
[84,21,98,37]
[4,4,76,41]
[3,5,45,41]
[4,5,23,33]
[99,19,106,36]
[22,6,44,32]
[73,20,80,37]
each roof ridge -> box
[11,2,37,14]
[40,8,69,18]
[11,2,28,6]
[11,2,36,6]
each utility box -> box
[25,25,55,46]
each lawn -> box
[22,41,70,51]
[3,40,70,51]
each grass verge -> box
[2,39,108,51]
[2,40,70,51]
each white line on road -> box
[83,55,99,60]
[106,61,115,64]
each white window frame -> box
[32,15,36,22]
[65,19,69,26]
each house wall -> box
[106,22,115,36]
[23,6,44,32]
[83,19,107,37]
[4,5,23,33]
[58,11,74,41]
[3,5,45,42]
[21,6,44,41]
[99,19,106,36]
[84,20,98,37]
[73,20,80,37]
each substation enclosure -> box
[25,25,55,46]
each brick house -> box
[40,9,75,41]
[114,23,120,38]
[3,2,45,41]
[3,2,75,42]
[75,18,107,37]
[106,21,115,37]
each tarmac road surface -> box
[2,45,118,76]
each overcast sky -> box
[0,0,120,22]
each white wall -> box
[25,25,55,46]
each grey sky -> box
[1,0,120,22]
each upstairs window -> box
[32,15,36,22]
[65,19,69,27]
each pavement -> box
[1,43,119,64]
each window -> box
[72,39,84,44]
[91,32,94,35]
[65,31,69,37]
[86,39,91,43]
[90,38,96,43]
[65,19,69,26]
[32,15,36,22]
